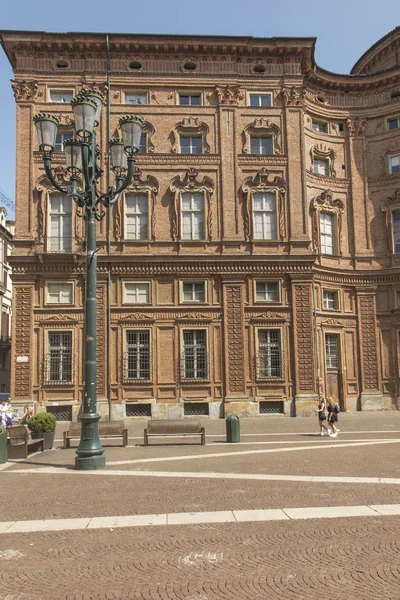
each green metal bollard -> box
[0,425,8,464]
[226,414,240,443]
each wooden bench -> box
[144,420,205,446]
[7,425,44,459]
[63,421,128,449]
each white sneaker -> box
[336,429,340,432]
[320,432,324,436]
[327,428,332,434]
[329,433,338,437]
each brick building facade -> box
[1,28,400,419]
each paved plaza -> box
[1,413,400,599]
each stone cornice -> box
[306,172,350,189]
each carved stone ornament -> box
[58,113,75,127]
[242,118,281,154]
[178,312,210,320]
[11,79,41,101]
[39,314,78,324]
[169,168,215,241]
[321,318,342,326]
[310,189,345,254]
[250,312,286,321]
[241,168,286,241]
[278,85,306,106]
[118,313,154,323]
[215,85,243,105]
[142,120,156,153]
[382,188,400,254]
[310,143,336,177]
[119,167,159,241]
[171,117,210,154]
[346,118,367,137]
[82,81,108,99]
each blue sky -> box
[1,0,398,218]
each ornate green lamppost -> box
[33,89,144,470]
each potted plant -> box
[27,412,57,450]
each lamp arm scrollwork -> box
[43,156,68,195]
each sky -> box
[1,0,399,218]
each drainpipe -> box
[106,35,112,420]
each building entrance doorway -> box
[325,333,344,410]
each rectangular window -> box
[396,291,400,308]
[49,195,72,251]
[54,132,72,152]
[47,283,73,304]
[323,290,339,310]
[125,194,148,240]
[181,193,205,240]
[125,92,147,105]
[257,329,282,378]
[250,136,273,155]
[180,135,203,154]
[182,281,206,302]
[390,155,400,174]
[179,94,201,106]
[182,330,208,379]
[139,134,147,153]
[314,157,329,175]
[124,282,150,304]
[312,120,328,133]
[253,192,277,240]
[325,334,339,370]
[249,93,272,107]
[126,330,150,380]
[387,117,400,131]
[50,90,74,103]
[47,331,72,382]
[392,211,400,253]
[256,282,279,302]
[320,212,334,255]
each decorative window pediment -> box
[241,168,286,241]
[310,189,345,254]
[169,168,215,241]
[242,118,281,154]
[310,143,336,177]
[382,188,400,254]
[116,167,159,242]
[171,117,210,153]
[142,120,156,153]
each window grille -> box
[326,334,339,370]
[183,402,209,416]
[126,403,152,417]
[181,193,205,240]
[257,330,282,379]
[259,401,284,414]
[253,193,277,240]
[125,330,151,380]
[182,330,208,380]
[46,332,73,383]
[46,405,72,421]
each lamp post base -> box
[75,454,106,470]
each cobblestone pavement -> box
[1,413,400,599]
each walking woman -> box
[316,397,330,436]
[326,396,339,437]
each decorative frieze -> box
[358,294,379,390]
[223,284,245,394]
[293,283,315,392]
[14,287,33,398]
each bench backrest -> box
[8,425,28,445]
[67,421,125,436]
[146,419,202,434]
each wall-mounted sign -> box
[16,356,29,363]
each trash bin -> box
[226,414,240,443]
[0,425,8,464]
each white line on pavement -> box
[7,466,400,485]
[2,503,400,534]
